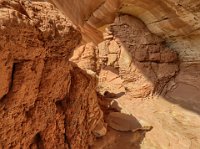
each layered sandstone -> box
[49,0,200,65]
[1,0,200,149]
[65,1,200,148]
[48,0,200,44]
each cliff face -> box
[51,0,200,148]
[0,1,104,148]
[48,0,200,44]
[1,0,200,149]
[49,0,200,61]
[69,14,200,149]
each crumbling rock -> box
[0,1,105,148]
[97,15,179,98]
[106,112,142,132]
[1,0,200,149]
[71,15,179,98]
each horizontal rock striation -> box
[49,0,200,62]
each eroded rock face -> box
[46,0,200,148]
[49,0,200,44]
[79,15,176,98]
[98,15,179,97]
[69,13,200,149]
[72,15,179,98]
[1,0,200,149]
[0,1,104,148]
[70,42,99,74]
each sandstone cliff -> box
[1,0,200,149]
[49,0,200,148]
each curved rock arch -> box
[49,0,200,43]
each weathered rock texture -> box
[0,1,104,148]
[98,15,179,97]
[48,0,200,45]
[1,0,200,149]
[71,15,179,98]
[63,0,200,148]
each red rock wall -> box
[0,1,103,148]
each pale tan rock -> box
[107,112,142,132]
[92,120,107,138]
[108,40,120,54]
[107,54,118,66]
[70,42,98,72]
[103,35,114,40]
[118,45,132,69]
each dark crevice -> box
[0,63,16,105]
[9,63,16,91]
[17,1,31,19]
[25,106,35,120]
[59,98,71,149]
[34,133,44,149]
[55,96,69,112]
[55,100,65,112]
[55,97,71,149]
[64,117,71,149]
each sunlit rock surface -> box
[56,0,200,148]
[0,0,200,148]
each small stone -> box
[110,100,122,112]
[108,40,120,54]
[104,35,114,40]
[105,27,112,34]
[92,121,107,138]
[104,91,117,98]
[106,112,142,131]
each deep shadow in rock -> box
[104,91,125,99]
